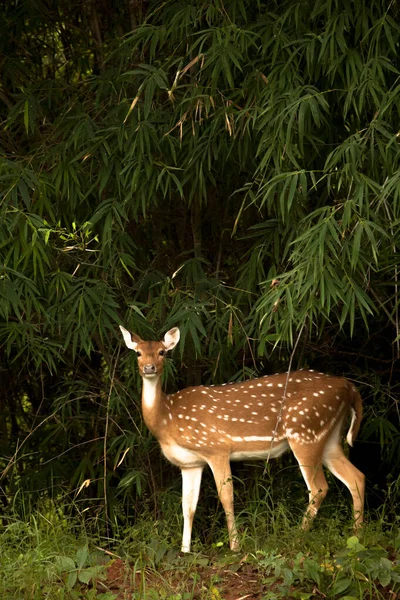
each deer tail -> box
[346,385,363,447]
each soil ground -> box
[99,557,276,599]
[96,556,399,600]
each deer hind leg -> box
[290,443,329,529]
[208,455,240,551]
[323,445,365,530]
[181,466,204,552]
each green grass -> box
[0,491,399,599]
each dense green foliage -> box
[1,0,399,532]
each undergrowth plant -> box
[258,535,400,600]
[1,497,398,599]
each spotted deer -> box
[119,325,365,552]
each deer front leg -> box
[209,456,239,551]
[181,466,204,552]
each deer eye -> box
[159,350,165,356]
[136,351,142,357]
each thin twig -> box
[103,345,120,539]
[382,198,399,360]
[0,397,80,483]
[265,320,307,469]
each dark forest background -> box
[1,0,399,536]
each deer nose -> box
[143,364,157,375]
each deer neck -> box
[140,375,166,434]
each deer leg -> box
[181,466,204,552]
[209,456,239,551]
[323,448,365,530]
[299,464,329,529]
[290,444,329,529]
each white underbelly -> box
[161,443,206,468]
[161,439,289,468]
[230,440,289,461]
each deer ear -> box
[163,327,180,351]
[119,325,142,351]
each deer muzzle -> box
[143,364,157,375]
